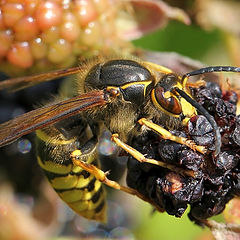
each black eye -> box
[153,85,182,115]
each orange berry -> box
[2,3,25,27]
[60,12,80,42]
[47,38,72,63]
[24,0,40,15]
[35,1,63,31]
[0,9,5,30]
[30,38,47,59]
[41,26,60,44]
[7,42,33,68]
[0,30,13,57]
[74,0,98,27]
[14,16,39,41]
[81,21,101,46]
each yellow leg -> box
[70,150,164,213]
[138,118,207,154]
[111,134,197,178]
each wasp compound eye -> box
[152,84,182,115]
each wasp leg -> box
[36,126,107,222]
[111,134,197,178]
[71,150,165,213]
[138,118,207,154]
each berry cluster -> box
[0,0,121,76]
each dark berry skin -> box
[126,82,240,224]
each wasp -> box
[0,56,239,222]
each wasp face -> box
[150,73,196,120]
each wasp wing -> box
[0,90,108,147]
[0,66,85,92]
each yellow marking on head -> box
[37,156,72,174]
[175,81,184,89]
[180,96,196,118]
[36,130,76,145]
[182,75,189,89]
[174,81,196,117]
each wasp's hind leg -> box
[36,118,107,222]
[110,134,197,178]
[71,149,164,213]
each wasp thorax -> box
[85,59,155,106]
[85,59,153,89]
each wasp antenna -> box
[182,66,240,81]
[174,87,221,157]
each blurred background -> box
[1,0,240,239]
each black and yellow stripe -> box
[36,129,106,222]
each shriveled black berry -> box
[178,149,204,172]
[126,81,240,225]
[231,115,240,146]
[155,172,204,217]
[223,90,238,105]
[215,151,239,172]
[231,173,240,196]
[206,82,222,98]
[157,140,182,164]
[188,115,214,147]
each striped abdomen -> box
[35,128,106,222]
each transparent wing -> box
[0,90,108,147]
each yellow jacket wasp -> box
[0,56,239,223]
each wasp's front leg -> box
[138,118,207,154]
[111,134,197,178]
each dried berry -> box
[127,81,240,225]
